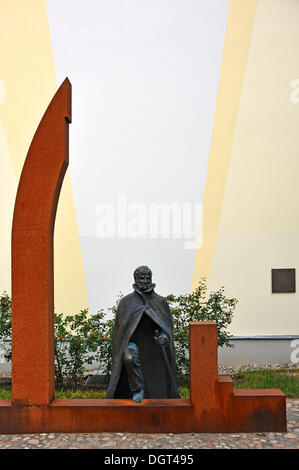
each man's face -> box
[136,272,152,291]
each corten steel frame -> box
[0,79,287,433]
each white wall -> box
[46,0,229,313]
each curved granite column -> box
[11,78,71,406]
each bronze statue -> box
[106,266,180,402]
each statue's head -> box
[134,266,153,291]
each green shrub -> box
[168,278,237,386]
[0,292,115,389]
[54,308,114,388]
[0,279,237,389]
[0,292,11,362]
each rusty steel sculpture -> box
[0,79,287,433]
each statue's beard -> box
[133,281,155,293]
[138,283,152,291]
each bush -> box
[0,279,237,389]
[167,278,237,386]
[54,308,114,389]
[0,292,115,389]
[0,292,12,362]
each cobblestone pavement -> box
[0,399,298,449]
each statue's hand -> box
[156,332,169,347]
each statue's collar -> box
[133,283,156,295]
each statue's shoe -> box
[132,389,144,403]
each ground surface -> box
[0,399,298,449]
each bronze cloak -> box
[106,285,180,399]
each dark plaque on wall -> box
[272,268,296,293]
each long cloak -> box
[106,285,179,399]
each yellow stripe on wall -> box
[0,123,17,296]
[0,0,89,315]
[207,0,299,335]
[192,0,258,290]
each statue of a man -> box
[106,266,180,402]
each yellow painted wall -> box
[207,0,299,334]
[1,0,298,334]
[0,122,16,295]
[192,0,258,288]
[0,0,89,315]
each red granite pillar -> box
[11,79,71,406]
